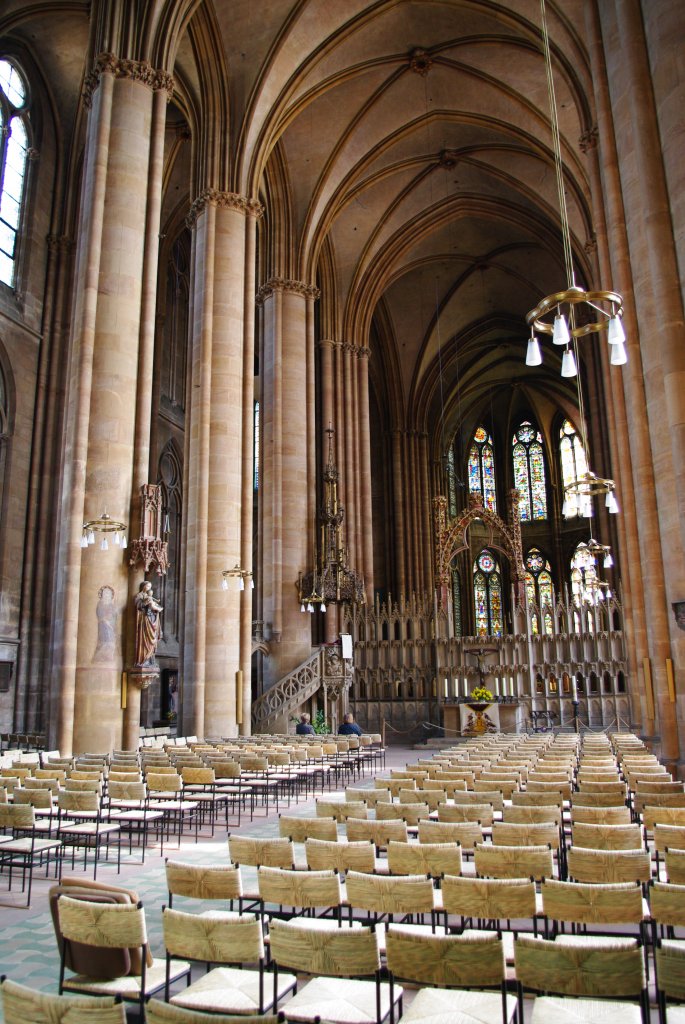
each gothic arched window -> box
[525,547,554,635]
[512,420,547,521]
[473,548,503,637]
[0,60,30,287]
[559,418,588,517]
[467,426,497,512]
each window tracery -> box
[467,425,497,512]
[0,59,29,287]
[512,420,547,521]
[473,548,503,637]
[524,547,554,635]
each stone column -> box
[184,190,261,738]
[55,55,172,755]
[320,339,340,644]
[259,279,318,688]
[357,347,374,601]
[392,429,406,594]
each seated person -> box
[295,713,315,735]
[338,711,362,736]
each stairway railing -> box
[251,649,323,731]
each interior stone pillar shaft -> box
[56,56,169,754]
[392,429,406,594]
[185,191,256,737]
[597,0,684,760]
[259,279,315,687]
[357,347,374,601]
[320,340,340,644]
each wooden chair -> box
[0,803,62,905]
[0,976,126,1024]
[305,837,376,874]
[268,919,400,1024]
[475,842,555,882]
[162,908,296,1014]
[57,896,190,1015]
[386,927,516,1024]
[514,934,648,1024]
[541,878,648,952]
[386,839,462,879]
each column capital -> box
[318,338,340,351]
[579,125,599,152]
[186,188,264,229]
[256,277,320,305]
[83,53,175,108]
[357,346,371,361]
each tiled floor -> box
[0,743,417,1020]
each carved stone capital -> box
[357,346,371,361]
[579,125,599,152]
[186,188,264,229]
[256,277,320,304]
[84,53,175,108]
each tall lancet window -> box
[0,60,30,287]
[467,426,497,512]
[525,548,554,635]
[559,418,588,517]
[512,421,547,521]
[473,549,503,637]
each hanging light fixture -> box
[221,564,254,591]
[81,511,127,551]
[525,0,624,518]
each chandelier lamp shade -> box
[81,511,127,551]
[587,536,614,570]
[221,564,254,591]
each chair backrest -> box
[514,934,645,1000]
[108,772,143,784]
[64,779,101,793]
[181,767,215,786]
[58,789,99,812]
[385,926,506,987]
[572,790,629,809]
[656,940,685,1005]
[0,977,127,1024]
[387,839,462,878]
[570,805,632,825]
[442,873,538,920]
[146,772,182,794]
[269,919,380,977]
[228,834,295,868]
[649,882,685,928]
[278,814,337,842]
[474,842,554,881]
[108,781,146,802]
[316,799,367,822]
[165,860,242,901]
[492,821,560,849]
[418,819,483,849]
[376,801,430,826]
[452,790,504,811]
[13,787,52,809]
[346,816,409,847]
[58,896,147,963]
[0,802,35,828]
[346,787,391,806]
[571,822,644,851]
[304,837,376,873]
[257,866,342,910]
[512,790,563,808]
[643,806,685,830]
[437,802,494,826]
[502,804,562,826]
[541,879,644,925]
[163,907,263,963]
[665,849,685,885]
[24,776,59,793]
[567,846,651,884]
[345,870,435,915]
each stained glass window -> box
[0,60,29,287]
[467,425,497,512]
[559,419,588,518]
[473,548,503,637]
[525,548,554,635]
[512,421,547,521]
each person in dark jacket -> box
[295,713,315,735]
[338,711,362,736]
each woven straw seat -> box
[145,999,283,1024]
[570,805,631,826]
[442,874,540,925]
[0,802,62,905]
[475,842,554,881]
[436,802,494,826]
[387,839,462,878]
[279,814,337,843]
[529,994,644,1024]
[164,908,296,1014]
[571,822,644,851]
[0,976,127,1024]
[268,920,401,1024]
[376,801,430,827]
[305,838,376,873]
[567,846,651,884]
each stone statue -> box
[134,580,163,668]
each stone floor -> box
[0,743,418,1021]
